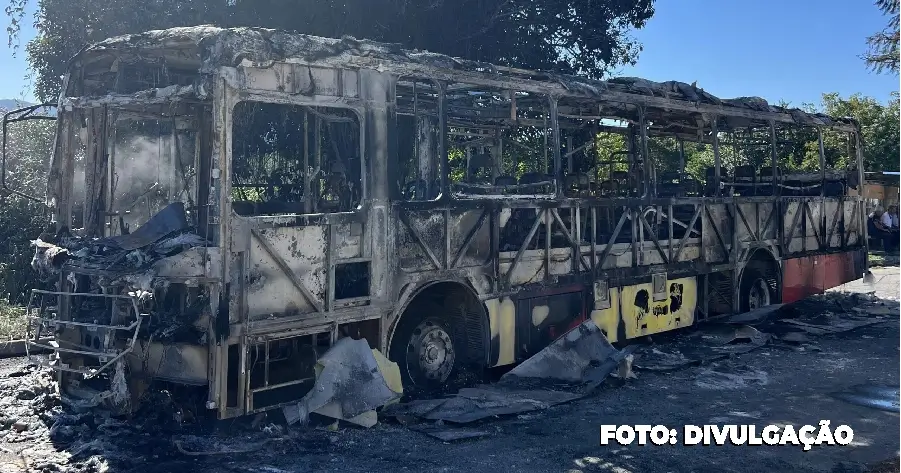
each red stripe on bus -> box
[782,252,861,304]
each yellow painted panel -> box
[372,349,403,400]
[531,305,550,326]
[590,288,621,343]
[485,297,516,367]
[621,277,696,339]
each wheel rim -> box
[747,278,770,310]
[406,320,455,384]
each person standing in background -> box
[888,204,899,230]
[869,206,897,251]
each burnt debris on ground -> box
[281,337,403,429]
[634,291,899,372]
[0,359,328,473]
[382,320,637,427]
[0,289,895,471]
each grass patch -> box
[0,299,28,341]
[868,253,886,267]
[868,251,899,268]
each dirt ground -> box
[0,267,897,473]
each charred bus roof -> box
[68,25,859,134]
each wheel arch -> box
[386,279,490,367]
[738,247,783,305]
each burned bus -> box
[5,26,868,419]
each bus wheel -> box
[392,315,459,390]
[740,267,773,312]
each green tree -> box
[591,131,627,179]
[863,0,900,75]
[586,92,899,181]
[817,92,900,172]
[6,0,656,102]
[0,113,55,304]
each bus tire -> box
[389,308,462,391]
[739,265,773,313]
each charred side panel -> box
[734,203,758,244]
[758,202,778,241]
[824,200,843,248]
[396,210,448,272]
[782,201,805,255]
[243,226,328,319]
[805,201,823,252]
[702,204,731,263]
[448,209,492,268]
[781,197,862,258]
[843,200,863,247]
[515,288,586,360]
[394,208,491,273]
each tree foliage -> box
[5,0,655,102]
[864,0,900,75]
[593,92,900,179]
[819,92,900,172]
[0,115,54,304]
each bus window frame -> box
[433,81,563,201]
[227,96,368,219]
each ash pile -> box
[0,360,156,473]
[0,360,269,473]
[0,359,360,473]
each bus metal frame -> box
[21,27,868,420]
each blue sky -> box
[615,0,898,107]
[0,0,36,103]
[0,1,897,106]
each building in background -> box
[854,171,900,213]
